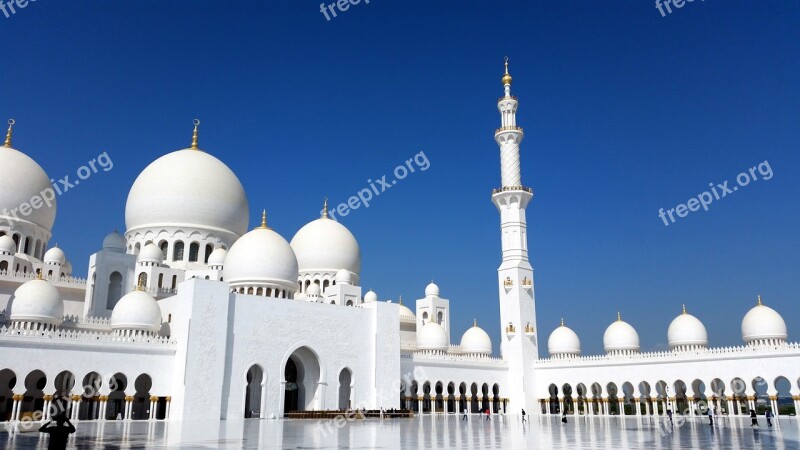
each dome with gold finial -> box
[603,312,640,354]
[548,319,581,357]
[0,119,58,233]
[742,295,787,345]
[125,120,249,244]
[110,284,162,333]
[460,319,492,355]
[290,200,361,278]
[9,275,64,326]
[223,210,299,294]
[667,305,708,350]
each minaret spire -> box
[322,197,329,218]
[4,119,15,148]
[191,119,200,150]
[494,58,526,190]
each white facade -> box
[0,62,798,430]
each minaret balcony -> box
[492,185,533,195]
[494,126,523,135]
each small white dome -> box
[207,247,228,267]
[103,231,127,252]
[110,289,162,333]
[0,235,15,254]
[668,306,708,349]
[548,321,581,356]
[306,283,321,296]
[460,321,492,355]
[10,278,63,325]
[424,282,440,297]
[335,268,353,285]
[0,146,57,232]
[125,149,249,237]
[43,246,65,265]
[224,226,299,288]
[364,290,378,303]
[742,296,787,343]
[603,314,640,353]
[397,301,416,323]
[290,214,361,276]
[417,320,449,352]
[138,243,163,264]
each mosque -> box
[0,60,798,429]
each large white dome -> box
[603,314,640,353]
[742,296,787,343]
[10,279,63,325]
[224,225,299,287]
[548,320,581,356]
[110,290,162,333]
[0,144,56,231]
[290,213,361,276]
[668,306,708,349]
[417,320,449,352]
[460,320,492,355]
[125,149,249,237]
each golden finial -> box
[258,209,268,229]
[190,119,200,150]
[398,295,403,305]
[560,318,564,327]
[757,294,762,306]
[473,318,477,327]
[682,304,687,315]
[617,311,621,322]
[322,197,329,218]
[4,119,15,148]
[36,270,43,280]
[502,57,512,85]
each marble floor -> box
[1,414,799,449]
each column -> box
[444,397,449,414]
[725,398,733,416]
[125,396,133,420]
[42,395,53,421]
[418,396,423,415]
[149,396,157,420]
[10,394,20,421]
[165,397,171,420]
[70,396,80,420]
[558,397,564,414]
[618,398,624,415]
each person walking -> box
[766,409,773,427]
[485,408,491,421]
[462,408,468,421]
[750,409,758,426]
[667,409,673,427]
[39,413,76,450]
[707,407,713,426]
[521,409,527,423]
[561,411,568,424]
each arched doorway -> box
[245,365,264,418]
[0,369,16,421]
[338,368,352,410]
[20,370,46,420]
[132,374,152,420]
[283,347,321,414]
[106,373,127,419]
[79,372,102,420]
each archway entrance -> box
[338,368,352,410]
[245,365,264,418]
[283,347,321,415]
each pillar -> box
[418,396,423,415]
[725,398,732,415]
[10,394,21,421]
[618,398,624,415]
[165,397,171,420]
[149,396,157,420]
[444,397,449,414]
[70,396,81,420]
[42,395,53,421]
[125,396,134,420]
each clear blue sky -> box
[2,1,798,355]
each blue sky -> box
[2,1,798,355]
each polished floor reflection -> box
[2,414,800,449]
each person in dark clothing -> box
[707,408,714,426]
[521,409,527,423]
[750,409,758,426]
[485,408,491,421]
[561,411,567,423]
[766,409,773,427]
[39,413,76,450]
[666,409,673,426]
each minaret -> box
[492,58,538,414]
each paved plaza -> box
[1,415,799,449]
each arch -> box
[691,379,707,414]
[0,369,16,421]
[470,383,479,413]
[171,275,177,290]
[204,244,214,264]
[447,382,456,414]
[673,380,688,415]
[434,381,444,413]
[157,273,164,289]
[655,380,669,415]
[137,272,148,289]
[421,382,432,413]
[19,370,46,420]
[338,368,352,410]
[437,311,443,325]
[775,376,794,416]
[492,384,501,413]
[322,279,330,292]
[621,382,635,415]
[548,383,559,414]
[173,241,184,261]
[731,377,748,415]
[752,376,769,414]
[638,381,652,416]
[0,261,7,272]
[106,373,127,419]
[562,383,574,414]
[345,300,353,306]
[244,365,264,418]
[159,241,168,260]
[53,371,75,398]
[590,382,602,415]
[189,242,200,262]
[710,378,727,414]
[410,381,419,412]
[606,383,618,415]
[132,374,152,420]
[575,383,587,415]
[79,372,102,420]
[282,346,322,414]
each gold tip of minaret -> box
[617,311,621,322]
[4,119,15,148]
[502,56,512,85]
[757,294,762,306]
[473,318,477,327]
[560,318,564,327]
[682,304,687,315]
[322,197,329,218]
[191,119,200,150]
[258,209,268,229]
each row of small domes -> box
[548,298,789,356]
[8,277,162,333]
